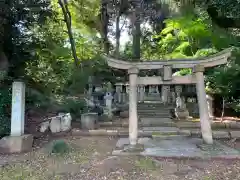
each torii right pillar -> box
[193,65,213,144]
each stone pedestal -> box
[0,135,33,153]
[128,67,139,146]
[194,65,213,144]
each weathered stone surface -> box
[113,135,240,158]
[190,129,202,137]
[40,121,50,133]
[229,122,240,129]
[175,108,189,120]
[119,110,128,118]
[177,122,201,128]
[60,113,72,132]
[0,134,33,153]
[230,131,240,138]
[141,117,173,126]
[212,131,230,139]
[178,129,191,136]
[50,117,61,133]
[81,113,98,130]
[116,137,151,149]
[211,122,226,129]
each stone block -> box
[175,109,189,120]
[212,131,230,139]
[178,129,191,136]
[190,129,201,137]
[177,122,200,128]
[0,134,33,154]
[81,113,98,130]
[230,131,240,139]
[119,110,129,118]
[50,117,61,133]
[230,122,240,129]
[224,121,240,129]
[211,122,226,129]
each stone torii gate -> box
[104,49,232,145]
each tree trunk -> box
[132,1,141,60]
[132,20,141,60]
[221,97,225,122]
[115,12,120,57]
[101,0,110,54]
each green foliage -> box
[51,140,70,154]
[62,98,87,119]
[174,69,192,76]
[25,88,52,110]
[0,87,11,137]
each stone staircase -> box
[91,101,240,139]
[138,102,174,126]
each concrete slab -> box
[113,136,240,159]
[116,137,152,149]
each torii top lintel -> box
[103,48,232,70]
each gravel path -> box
[0,137,240,180]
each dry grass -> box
[0,137,240,180]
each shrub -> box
[0,87,11,137]
[51,140,69,154]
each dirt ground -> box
[0,136,240,180]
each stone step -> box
[138,109,171,113]
[137,106,173,110]
[99,121,176,127]
[72,128,240,139]
[138,103,172,106]
[71,127,190,137]
[140,117,173,126]
[99,121,240,129]
[138,112,171,116]
[139,115,172,118]
[137,104,172,108]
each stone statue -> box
[175,92,189,120]
[176,92,182,108]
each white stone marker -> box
[128,67,139,146]
[104,92,113,118]
[194,65,213,144]
[115,85,122,103]
[11,81,25,136]
[206,94,214,120]
[139,85,145,102]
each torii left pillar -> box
[128,67,139,146]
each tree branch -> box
[58,0,79,67]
